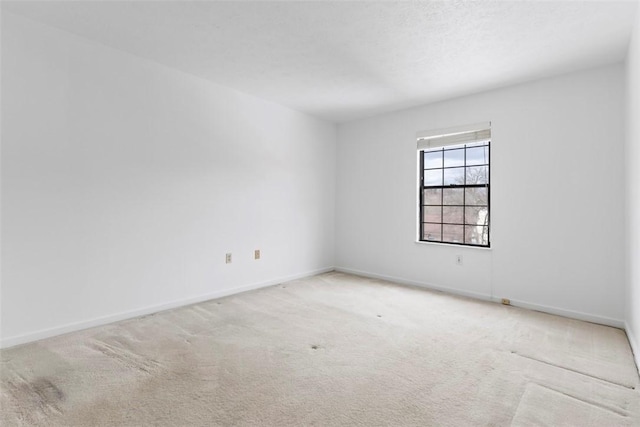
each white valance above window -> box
[416,122,491,150]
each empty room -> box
[1,0,640,425]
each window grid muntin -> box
[419,141,490,247]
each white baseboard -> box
[334,266,624,329]
[493,297,624,329]
[334,266,493,302]
[625,322,640,376]
[2,265,627,350]
[0,267,334,349]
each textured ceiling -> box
[2,1,638,123]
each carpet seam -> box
[511,351,635,390]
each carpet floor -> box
[1,272,639,426]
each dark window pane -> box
[423,223,442,241]
[424,169,443,186]
[423,206,442,223]
[444,148,465,167]
[465,187,488,206]
[424,150,443,169]
[465,206,489,226]
[442,225,464,243]
[443,167,464,185]
[466,166,489,184]
[443,188,464,205]
[466,146,489,166]
[422,188,442,205]
[465,225,489,245]
[442,206,464,224]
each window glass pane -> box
[466,166,489,184]
[423,206,442,223]
[442,206,464,224]
[424,169,443,186]
[442,225,464,243]
[418,141,489,247]
[465,225,489,245]
[465,187,488,206]
[443,188,464,205]
[466,146,489,166]
[422,188,441,205]
[424,150,443,169]
[443,167,464,185]
[465,206,489,226]
[423,223,442,242]
[443,148,465,167]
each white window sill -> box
[414,240,492,251]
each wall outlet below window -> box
[225,253,232,264]
[456,255,463,266]
[254,249,260,260]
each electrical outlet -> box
[254,249,260,260]
[456,255,463,266]
[225,253,232,264]
[501,298,511,306]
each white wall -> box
[0,5,4,343]
[0,13,336,347]
[625,7,640,369]
[336,64,626,326]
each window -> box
[417,123,490,247]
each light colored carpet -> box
[1,272,638,426]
